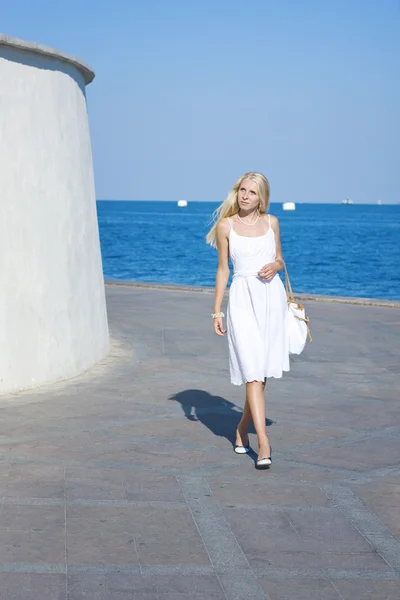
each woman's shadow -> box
[169,389,274,456]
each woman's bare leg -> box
[235,398,252,446]
[235,380,268,454]
[244,380,270,459]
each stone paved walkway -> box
[1,284,399,600]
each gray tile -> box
[133,506,210,566]
[0,573,66,600]
[67,574,108,600]
[66,518,139,565]
[269,422,351,451]
[351,475,400,538]
[0,463,65,499]
[122,471,184,502]
[332,579,400,600]
[0,504,65,534]
[66,504,209,566]
[209,478,329,507]
[296,436,400,472]
[261,551,390,570]
[259,577,340,600]
[66,504,136,521]
[223,507,388,570]
[67,572,225,599]
[101,443,218,469]
[218,570,270,600]
[65,467,125,501]
[0,530,65,563]
[135,532,210,566]
[281,507,373,552]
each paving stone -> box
[67,572,225,600]
[280,507,373,551]
[331,579,400,599]
[268,461,348,484]
[66,504,209,566]
[66,504,134,521]
[0,530,65,563]
[122,471,184,502]
[259,577,340,600]
[268,422,351,450]
[99,441,221,469]
[0,573,66,600]
[65,467,126,501]
[295,435,400,472]
[119,415,231,448]
[0,504,65,533]
[272,398,400,431]
[223,506,389,570]
[66,506,140,564]
[66,526,139,565]
[351,475,400,538]
[208,477,329,507]
[135,532,210,567]
[217,569,270,600]
[0,463,65,499]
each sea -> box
[96,201,400,301]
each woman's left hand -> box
[258,262,278,280]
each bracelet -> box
[211,312,225,319]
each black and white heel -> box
[256,446,272,469]
[234,444,250,455]
[234,430,250,455]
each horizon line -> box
[96,199,399,205]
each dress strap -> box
[268,214,271,229]
[227,217,234,232]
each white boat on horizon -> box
[282,202,296,211]
[177,200,187,207]
[341,197,353,205]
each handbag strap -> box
[284,263,296,303]
[285,263,312,343]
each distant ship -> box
[177,200,187,207]
[282,202,296,211]
[341,197,353,205]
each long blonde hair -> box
[206,172,270,247]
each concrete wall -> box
[0,35,109,395]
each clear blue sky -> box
[3,0,400,203]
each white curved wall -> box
[0,38,109,395]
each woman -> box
[206,172,289,469]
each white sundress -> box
[227,215,290,385]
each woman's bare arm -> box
[213,219,230,335]
[271,216,284,271]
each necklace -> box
[237,210,260,227]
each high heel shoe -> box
[256,446,272,469]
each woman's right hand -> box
[213,317,226,336]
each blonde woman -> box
[206,172,289,469]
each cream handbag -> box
[285,265,312,355]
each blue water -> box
[96,201,400,300]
